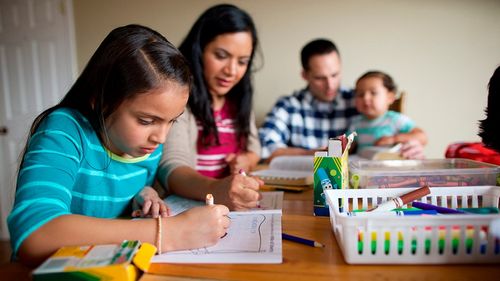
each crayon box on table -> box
[313,147,349,216]
[33,240,156,281]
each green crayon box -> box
[313,148,349,216]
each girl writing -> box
[8,24,230,266]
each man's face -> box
[301,51,342,102]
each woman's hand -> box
[132,186,170,218]
[210,173,263,211]
[225,153,253,174]
[164,205,230,251]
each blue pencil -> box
[282,233,324,248]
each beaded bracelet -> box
[156,216,162,255]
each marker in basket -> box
[346,209,438,217]
[282,233,324,248]
[345,132,357,152]
[205,193,214,205]
[367,185,431,212]
[411,201,467,214]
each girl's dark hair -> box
[21,24,192,166]
[479,66,500,151]
[179,4,259,148]
[356,70,398,93]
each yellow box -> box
[33,240,156,281]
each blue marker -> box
[412,202,467,214]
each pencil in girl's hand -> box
[205,194,214,205]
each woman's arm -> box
[167,166,261,210]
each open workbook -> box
[251,155,314,186]
[150,192,283,264]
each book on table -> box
[251,155,314,186]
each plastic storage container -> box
[349,158,500,189]
[325,186,500,264]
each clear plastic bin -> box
[349,158,500,189]
[325,186,500,264]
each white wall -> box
[74,0,500,158]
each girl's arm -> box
[18,204,229,267]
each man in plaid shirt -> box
[259,39,358,160]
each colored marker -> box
[458,207,500,214]
[345,210,438,217]
[282,233,324,248]
[411,201,467,214]
[368,186,431,212]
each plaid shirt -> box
[259,87,358,159]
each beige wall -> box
[73,0,500,158]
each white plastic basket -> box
[325,186,500,264]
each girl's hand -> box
[132,186,170,218]
[210,173,263,211]
[164,205,230,251]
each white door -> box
[0,0,76,239]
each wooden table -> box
[142,189,500,281]
[2,189,499,281]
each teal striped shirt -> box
[347,110,415,150]
[8,108,162,256]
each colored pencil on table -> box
[282,233,324,248]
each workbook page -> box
[150,212,282,264]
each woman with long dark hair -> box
[159,4,263,210]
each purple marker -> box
[412,201,467,214]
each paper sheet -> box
[151,192,284,264]
[164,191,283,216]
[150,212,282,264]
